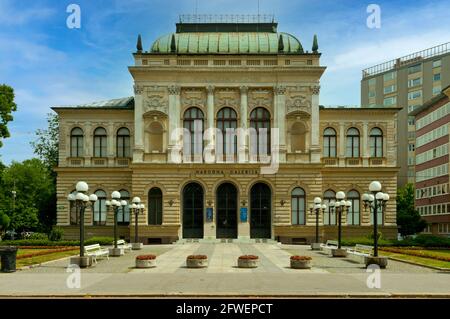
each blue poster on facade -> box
[240,207,248,222]
[206,208,213,222]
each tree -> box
[1,159,56,232]
[397,183,427,236]
[31,113,59,170]
[0,84,18,148]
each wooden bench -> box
[84,244,109,264]
[114,239,132,253]
[347,244,373,263]
[320,240,338,254]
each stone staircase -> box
[174,238,279,244]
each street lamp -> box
[328,191,351,257]
[106,191,124,257]
[131,197,145,250]
[67,181,97,267]
[362,181,389,268]
[309,197,327,250]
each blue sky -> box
[1,0,449,164]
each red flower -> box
[290,255,312,261]
[187,255,208,260]
[136,254,156,260]
[238,255,259,260]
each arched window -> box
[117,128,130,158]
[70,127,84,157]
[291,187,306,225]
[250,107,271,157]
[217,107,237,160]
[148,122,164,153]
[69,190,78,225]
[93,190,107,226]
[346,127,360,158]
[117,190,130,225]
[370,127,383,158]
[148,188,163,225]
[291,122,307,153]
[323,190,336,225]
[347,190,360,225]
[94,127,107,157]
[183,107,204,160]
[323,128,337,157]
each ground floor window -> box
[93,190,107,226]
[117,190,130,225]
[291,187,306,225]
[323,190,336,225]
[148,187,163,225]
[438,223,449,234]
[346,190,360,225]
[370,206,383,225]
[69,190,78,225]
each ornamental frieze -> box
[248,89,273,108]
[216,88,239,108]
[286,94,311,115]
[181,88,206,108]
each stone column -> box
[206,85,215,158]
[339,123,345,166]
[107,122,115,166]
[274,85,287,162]
[310,85,321,163]
[239,86,249,162]
[133,84,145,163]
[362,121,369,166]
[167,85,181,163]
[84,121,92,166]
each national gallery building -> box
[53,17,400,244]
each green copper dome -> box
[150,32,303,54]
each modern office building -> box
[53,16,400,244]
[411,86,450,237]
[361,42,450,186]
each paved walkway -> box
[0,243,449,297]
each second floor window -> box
[70,127,84,157]
[370,127,383,157]
[323,127,336,157]
[183,107,204,160]
[117,127,130,158]
[346,127,360,158]
[217,107,237,159]
[94,127,107,157]
[250,107,271,156]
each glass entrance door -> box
[216,183,238,239]
[182,183,204,238]
[250,183,271,238]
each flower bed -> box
[290,255,312,269]
[17,247,78,260]
[135,254,157,268]
[186,255,208,268]
[380,247,450,262]
[238,255,259,268]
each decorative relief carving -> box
[248,89,273,108]
[240,86,248,94]
[286,87,312,115]
[134,84,145,95]
[168,85,180,95]
[181,88,206,108]
[216,88,239,108]
[310,85,320,95]
[143,86,168,114]
[274,85,286,95]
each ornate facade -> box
[53,19,400,243]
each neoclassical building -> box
[53,17,400,243]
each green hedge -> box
[338,234,450,248]
[0,236,115,247]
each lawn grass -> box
[17,249,49,256]
[17,250,79,268]
[378,250,450,269]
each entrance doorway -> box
[182,182,204,238]
[216,183,238,238]
[250,182,271,238]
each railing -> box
[370,157,385,166]
[323,158,338,166]
[92,158,107,166]
[179,14,276,24]
[362,42,450,78]
[69,158,84,167]
[346,158,361,166]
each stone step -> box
[174,238,279,244]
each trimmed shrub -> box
[0,236,114,247]
[84,237,115,246]
[29,233,48,240]
[48,227,64,241]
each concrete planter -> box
[69,256,92,268]
[290,259,311,269]
[132,243,144,250]
[135,258,156,268]
[310,243,322,250]
[186,257,208,268]
[109,248,124,257]
[365,256,388,268]
[238,258,259,268]
[332,248,348,257]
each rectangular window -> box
[433,73,441,81]
[383,71,396,81]
[384,84,396,94]
[408,90,422,100]
[433,60,442,68]
[408,64,422,74]
[383,96,397,106]
[368,78,376,86]
[408,77,422,88]
[433,86,442,95]
[368,91,376,98]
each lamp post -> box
[131,197,145,250]
[106,191,124,257]
[67,181,97,267]
[328,191,351,257]
[362,181,389,268]
[309,197,327,250]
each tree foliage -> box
[396,183,427,236]
[0,84,18,147]
[31,113,59,170]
